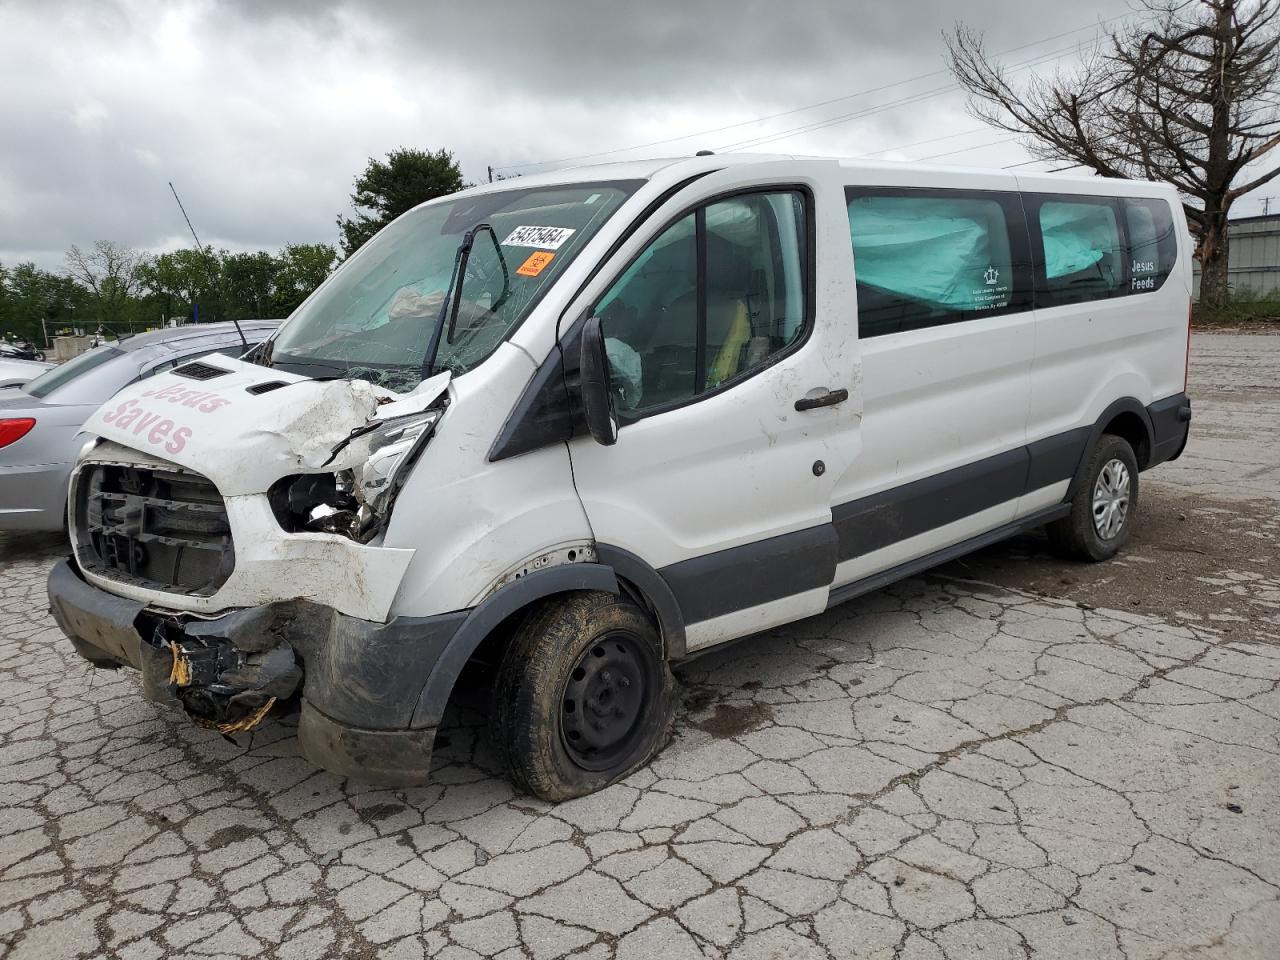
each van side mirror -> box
[579,316,617,446]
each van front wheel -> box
[490,591,676,801]
[1047,433,1139,562]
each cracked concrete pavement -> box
[935,332,1280,647]
[2,332,1277,960]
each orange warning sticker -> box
[516,251,555,277]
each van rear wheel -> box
[490,591,676,801]
[1047,433,1139,562]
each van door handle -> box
[794,387,849,412]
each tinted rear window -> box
[1124,198,1177,293]
[1038,200,1125,304]
[846,190,1027,338]
[23,346,124,400]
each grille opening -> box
[76,463,234,596]
[172,361,230,381]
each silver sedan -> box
[0,321,278,532]
[0,357,53,389]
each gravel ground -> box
[1,333,1277,960]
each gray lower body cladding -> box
[47,558,467,785]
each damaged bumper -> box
[48,558,467,785]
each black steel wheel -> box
[490,591,676,801]
[559,631,654,772]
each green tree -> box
[0,262,10,331]
[64,241,148,323]
[3,239,339,340]
[222,251,278,319]
[137,249,223,322]
[273,243,337,315]
[2,263,89,342]
[336,147,465,258]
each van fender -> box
[595,544,688,661]
[409,562,618,729]
[1064,397,1155,500]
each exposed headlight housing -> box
[269,408,442,542]
[360,409,440,495]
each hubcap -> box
[1092,457,1131,540]
[560,633,649,771]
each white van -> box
[49,154,1192,799]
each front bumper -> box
[48,558,467,785]
[69,443,416,622]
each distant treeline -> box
[2,145,468,344]
[0,241,337,343]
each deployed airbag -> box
[1040,201,1120,279]
[848,196,1012,311]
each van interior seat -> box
[636,239,756,406]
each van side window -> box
[846,192,1020,338]
[597,214,698,411]
[1124,199,1177,293]
[1037,200,1124,304]
[596,191,809,417]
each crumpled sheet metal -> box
[81,355,451,498]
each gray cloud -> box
[0,0,1121,270]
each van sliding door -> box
[830,179,1036,588]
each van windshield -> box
[268,181,641,390]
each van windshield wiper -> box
[422,222,508,380]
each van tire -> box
[489,591,676,802]
[1047,433,1139,562]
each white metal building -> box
[1193,213,1280,298]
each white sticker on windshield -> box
[502,225,577,249]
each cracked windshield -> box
[268,182,638,390]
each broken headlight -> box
[269,408,442,542]
[358,408,442,496]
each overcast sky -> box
[5,0,1258,272]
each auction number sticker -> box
[502,225,576,249]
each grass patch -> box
[1193,290,1280,328]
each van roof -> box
[468,152,1178,198]
[466,154,783,192]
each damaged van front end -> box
[48,358,456,783]
[47,171,653,791]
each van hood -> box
[81,356,451,497]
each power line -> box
[1002,157,1052,169]
[913,135,1019,162]
[857,127,992,159]
[495,15,1127,175]
[501,75,960,173]
[713,79,959,152]
[713,35,1107,154]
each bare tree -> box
[64,240,148,324]
[948,0,1280,304]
